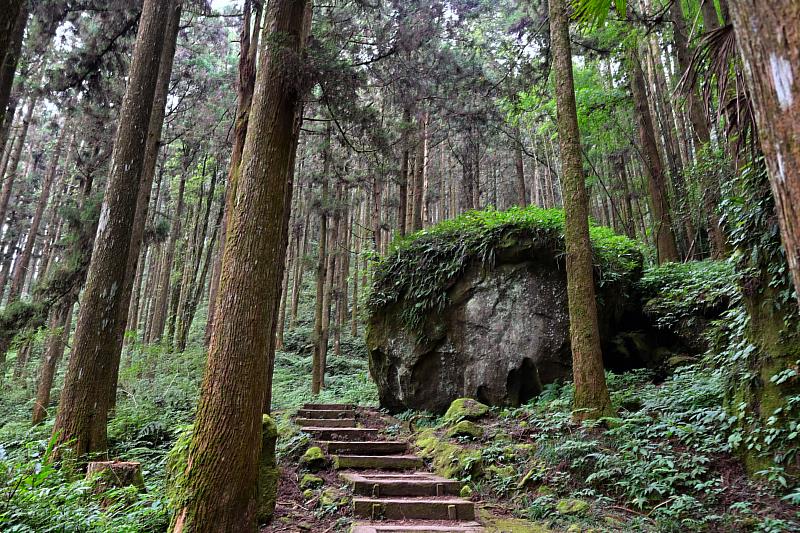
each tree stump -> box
[86,461,146,494]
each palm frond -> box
[677,24,756,154]
[571,0,627,28]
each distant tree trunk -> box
[514,125,526,205]
[181,198,223,352]
[727,0,800,300]
[311,130,331,395]
[7,121,67,302]
[628,45,680,264]
[549,0,613,421]
[398,107,411,237]
[171,0,310,528]
[52,0,171,457]
[289,202,309,326]
[0,96,35,229]
[150,173,186,343]
[612,153,636,238]
[32,300,73,425]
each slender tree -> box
[549,0,613,421]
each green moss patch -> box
[367,206,643,336]
[443,398,489,423]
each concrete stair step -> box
[334,454,424,471]
[321,440,408,456]
[353,497,475,521]
[297,417,356,428]
[304,427,380,440]
[350,522,484,533]
[303,402,354,410]
[341,473,462,497]
[297,408,356,419]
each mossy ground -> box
[404,377,799,532]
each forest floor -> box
[1,335,798,531]
[266,358,800,533]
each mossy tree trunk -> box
[727,0,800,303]
[52,0,171,457]
[171,0,310,529]
[205,0,262,346]
[548,0,613,421]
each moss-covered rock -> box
[415,428,483,479]
[445,420,484,439]
[299,446,327,471]
[556,498,590,515]
[460,485,473,498]
[487,464,515,479]
[319,488,348,508]
[366,206,647,414]
[299,473,323,490]
[480,508,554,532]
[257,415,279,524]
[443,398,489,423]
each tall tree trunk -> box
[52,0,171,457]
[150,173,186,343]
[727,0,800,300]
[32,300,73,425]
[514,124,526,206]
[7,121,68,303]
[549,0,613,421]
[311,146,330,395]
[172,0,310,528]
[628,45,680,264]
[0,1,27,143]
[0,96,35,229]
[205,0,262,343]
[398,107,410,237]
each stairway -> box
[299,403,484,533]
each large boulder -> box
[366,207,646,413]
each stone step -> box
[303,402,354,410]
[353,497,475,521]
[334,454,424,471]
[341,473,462,497]
[297,408,356,419]
[304,427,380,440]
[321,440,408,456]
[296,417,356,428]
[350,522,484,533]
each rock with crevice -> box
[367,233,645,413]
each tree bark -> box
[549,0,613,421]
[52,0,171,457]
[7,121,68,303]
[172,0,310,529]
[514,125,526,206]
[727,0,800,300]
[205,0,262,344]
[150,172,186,343]
[32,300,73,425]
[0,95,35,230]
[628,45,680,264]
[312,141,330,395]
[0,1,27,142]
